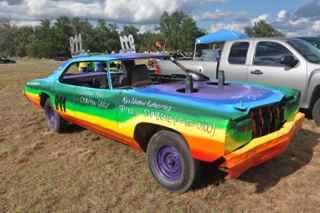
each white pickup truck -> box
[157,38,320,124]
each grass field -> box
[0,59,320,212]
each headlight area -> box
[224,100,291,155]
[224,118,253,154]
[283,92,300,121]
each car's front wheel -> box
[147,130,199,193]
[312,98,320,126]
[44,100,66,133]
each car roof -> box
[69,52,168,63]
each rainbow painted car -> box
[24,53,304,192]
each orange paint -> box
[184,134,224,162]
[221,113,304,179]
[60,112,142,150]
[24,92,41,108]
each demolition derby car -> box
[24,53,304,192]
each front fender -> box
[305,68,320,109]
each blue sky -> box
[193,0,316,35]
[0,0,319,36]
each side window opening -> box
[60,61,109,89]
[228,42,249,65]
[111,59,152,89]
[59,59,175,90]
[254,41,296,66]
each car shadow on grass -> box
[63,124,85,134]
[192,129,319,193]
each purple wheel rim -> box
[154,145,182,182]
[46,105,56,130]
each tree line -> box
[0,10,282,58]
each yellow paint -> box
[230,112,304,155]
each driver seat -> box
[131,64,152,87]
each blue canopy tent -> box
[195,29,249,45]
[193,29,249,78]
[193,29,249,60]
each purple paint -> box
[144,81,272,103]
[154,145,183,182]
[45,105,56,130]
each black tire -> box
[146,130,199,193]
[312,98,320,125]
[44,100,66,133]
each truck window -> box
[195,42,224,61]
[228,42,249,65]
[254,41,294,66]
[288,38,320,64]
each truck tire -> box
[312,98,320,125]
[146,130,199,193]
[44,100,66,133]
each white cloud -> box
[137,25,159,34]
[25,0,47,16]
[0,0,228,24]
[11,20,41,27]
[288,18,309,29]
[103,0,179,22]
[209,22,246,33]
[194,10,247,21]
[3,0,318,37]
[24,0,104,19]
[312,20,320,33]
[101,0,226,22]
[251,14,269,25]
[278,10,289,21]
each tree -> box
[52,17,74,57]
[28,19,57,58]
[92,20,112,53]
[245,20,283,37]
[15,26,34,57]
[160,11,204,52]
[139,31,165,52]
[0,12,205,58]
[0,19,18,56]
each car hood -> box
[134,81,285,119]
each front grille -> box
[250,104,285,138]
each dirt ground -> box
[0,59,319,213]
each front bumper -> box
[220,112,305,179]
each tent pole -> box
[193,43,197,60]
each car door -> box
[248,40,306,92]
[53,61,121,138]
[220,41,251,81]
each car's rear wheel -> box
[44,100,66,133]
[147,130,199,193]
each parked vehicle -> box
[0,56,16,64]
[24,53,304,192]
[157,38,320,125]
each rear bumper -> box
[220,112,304,179]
